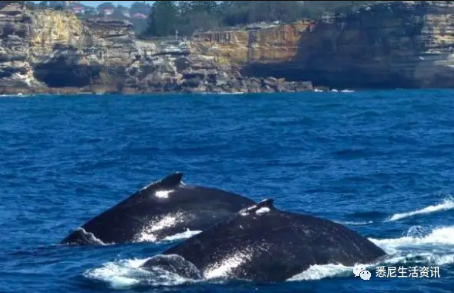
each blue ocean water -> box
[0,90,453,293]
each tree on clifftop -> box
[141,1,381,37]
[146,1,178,37]
[97,2,115,13]
[39,1,48,9]
[130,1,152,15]
[189,1,219,13]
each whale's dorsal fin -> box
[124,173,185,203]
[240,199,275,216]
[157,172,184,187]
[140,172,184,193]
[256,199,274,209]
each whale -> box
[60,172,256,245]
[142,199,387,282]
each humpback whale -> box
[60,172,256,245]
[142,199,387,282]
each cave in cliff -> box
[33,56,101,88]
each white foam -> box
[378,253,454,267]
[84,258,151,289]
[74,228,108,246]
[155,189,173,199]
[162,229,202,242]
[387,198,454,222]
[288,264,352,281]
[337,220,374,226]
[370,226,454,250]
[84,257,197,289]
[255,207,270,215]
[204,250,253,280]
[289,226,454,281]
[434,254,454,266]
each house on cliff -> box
[71,3,85,14]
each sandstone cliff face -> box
[2,1,454,94]
[0,2,310,95]
[236,1,454,89]
[0,2,36,93]
[192,21,311,68]
[0,3,140,94]
[29,10,95,87]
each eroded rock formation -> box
[2,1,454,94]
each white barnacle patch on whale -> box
[240,204,259,216]
[255,207,270,215]
[155,189,174,199]
[239,204,271,217]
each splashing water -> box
[84,256,201,289]
[387,198,454,222]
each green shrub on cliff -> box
[141,1,381,37]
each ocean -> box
[0,90,453,292]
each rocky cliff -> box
[2,1,454,95]
[0,2,312,95]
[225,1,454,89]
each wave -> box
[84,256,199,289]
[386,198,454,222]
[329,89,355,93]
[288,264,351,281]
[435,254,454,266]
[84,258,151,289]
[68,228,108,246]
[370,226,454,250]
[290,226,454,281]
[0,93,31,98]
[336,220,374,226]
[288,253,454,282]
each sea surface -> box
[1,90,453,293]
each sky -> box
[79,1,154,7]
